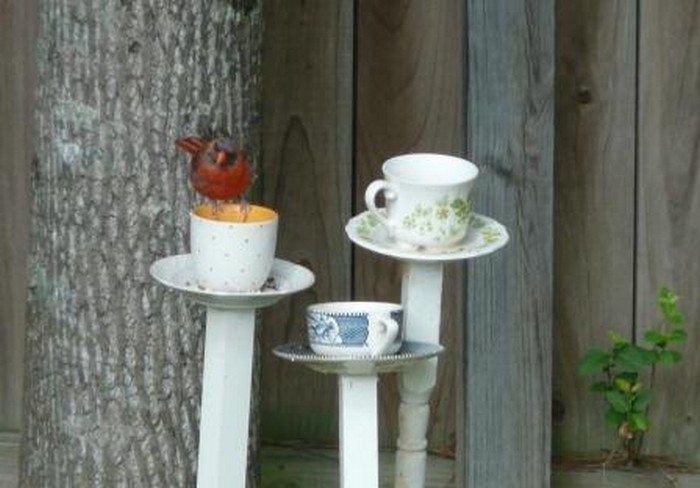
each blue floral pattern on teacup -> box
[307,311,343,344]
[307,310,403,348]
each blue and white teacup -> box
[307,302,403,357]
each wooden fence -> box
[0,0,34,433]
[1,0,698,486]
[554,0,700,466]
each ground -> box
[0,433,455,488]
[3,433,699,487]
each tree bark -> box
[20,1,261,486]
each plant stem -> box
[604,366,613,386]
[625,438,636,466]
[635,344,661,462]
[635,435,644,465]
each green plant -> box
[578,286,688,465]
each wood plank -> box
[462,0,554,487]
[0,433,20,488]
[260,0,354,446]
[553,1,637,455]
[636,0,700,464]
[0,0,36,431]
[355,0,464,452]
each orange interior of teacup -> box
[193,204,277,223]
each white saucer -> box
[150,254,315,309]
[273,341,444,376]
[345,211,509,262]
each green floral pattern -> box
[469,215,505,252]
[469,214,486,229]
[357,212,381,239]
[353,211,507,256]
[450,198,470,223]
[401,197,470,238]
[481,227,502,244]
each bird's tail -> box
[175,136,206,154]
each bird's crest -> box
[175,136,207,154]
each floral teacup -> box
[364,153,478,250]
[307,302,403,357]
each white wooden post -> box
[197,307,256,487]
[339,374,379,488]
[151,255,315,487]
[395,262,444,488]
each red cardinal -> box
[176,136,254,205]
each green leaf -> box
[658,286,678,304]
[617,372,638,383]
[590,381,611,393]
[629,412,650,432]
[658,286,684,327]
[641,348,658,364]
[666,310,684,327]
[578,349,611,375]
[605,390,630,413]
[643,330,667,347]
[605,408,624,427]
[633,390,652,411]
[667,329,688,343]
[614,378,632,393]
[607,331,629,346]
[616,345,652,372]
[658,350,682,365]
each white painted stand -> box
[197,307,255,487]
[345,211,509,488]
[150,255,315,488]
[339,375,379,487]
[395,263,443,487]
[273,342,444,488]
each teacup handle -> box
[366,313,400,356]
[365,179,399,238]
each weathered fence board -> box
[0,0,35,432]
[553,0,637,454]
[355,0,464,451]
[636,0,700,464]
[463,0,554,487]
[260,0,354,446]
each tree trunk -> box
[20,1,261,486]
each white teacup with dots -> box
[190,204,278,292]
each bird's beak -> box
[216,151,227,166]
